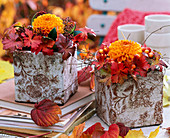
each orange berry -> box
[103,47,108,52]
[131,64,136,69]
[144,49,150,54]
[148,52,154,58]
[98,49,103,54]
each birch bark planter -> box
[95,71,163,127]
[13,51,78,104]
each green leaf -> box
[31,12,38,26]
[48,27,57,41]
[74,30,82,36]
[69,24,76,34]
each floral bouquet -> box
[91,40,168,127]
[2,11,95,104]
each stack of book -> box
[0,79,96,137]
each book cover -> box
[0,107,77,127]
[0,107,95,138]
[0,79,95,115]
[0,102,93,133]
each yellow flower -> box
[32,14,64,35]
[108,40,142,62]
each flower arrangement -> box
[91,40,167,85]
[2,11,95,60]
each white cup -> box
[118,24,145,44]
[145,14,170,34]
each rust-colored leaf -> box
[90,72,95,91]
[165,127,170,134]
[69,122,85,138]
[78,66,93,84]
[116,122,130,137]
[31,99,61,127]
[101,124,119,138]
[83,122,105,138]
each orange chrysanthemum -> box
[108,40,142,62]
[32,14,64,35]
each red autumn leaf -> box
[31,37,55,55]
[55,34,76,60]
[101,124,119,138]
[149,52,168,72]
[90,72,95,91]
[165,127,170,134]
[78,66,93,84]
[2,33,23,52]
[116,122,130,137]
[31,99,61,127]
[133,55,150,77]
[74,27,96,43]
[111,62,128,84]
[21,28,42,48]
[83,122,105,138]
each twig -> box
[142,25,170,45]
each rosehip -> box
[141,47,146,52]
[144,49,150,54]
[146,47,151,52]
[148,52,154,58]
[103,47,108,52]
[98,49,103,54]
[131,64,136,69]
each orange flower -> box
[108,40,142,62]
[32,14,64,35]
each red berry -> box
[141,47,146,52]
[146,47,151,52]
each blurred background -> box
[0,0,115,62]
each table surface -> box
[85,106,170,138]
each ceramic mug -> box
[145,14,170,34]
[117,24,145,44]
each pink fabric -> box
[103,8,170,43]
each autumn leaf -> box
[73,26,96,43]
[148,126,159,138]
[116,122,130,137]
[133,55,150,77]
[78,66,93,84]
[165,127,170,134]
[90,72,95,91]
[21,28,42,48]
[31,37,55,55]
[83,122,105,138]
[101,124,119,138]
[79,44,94,60]
[69,122,85,138]
[55,34,75,60]
[111,62,128,84]
[2,33,23,52]
[125,129,146,138]
[31,99,61,127]
[0,60,14,83]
